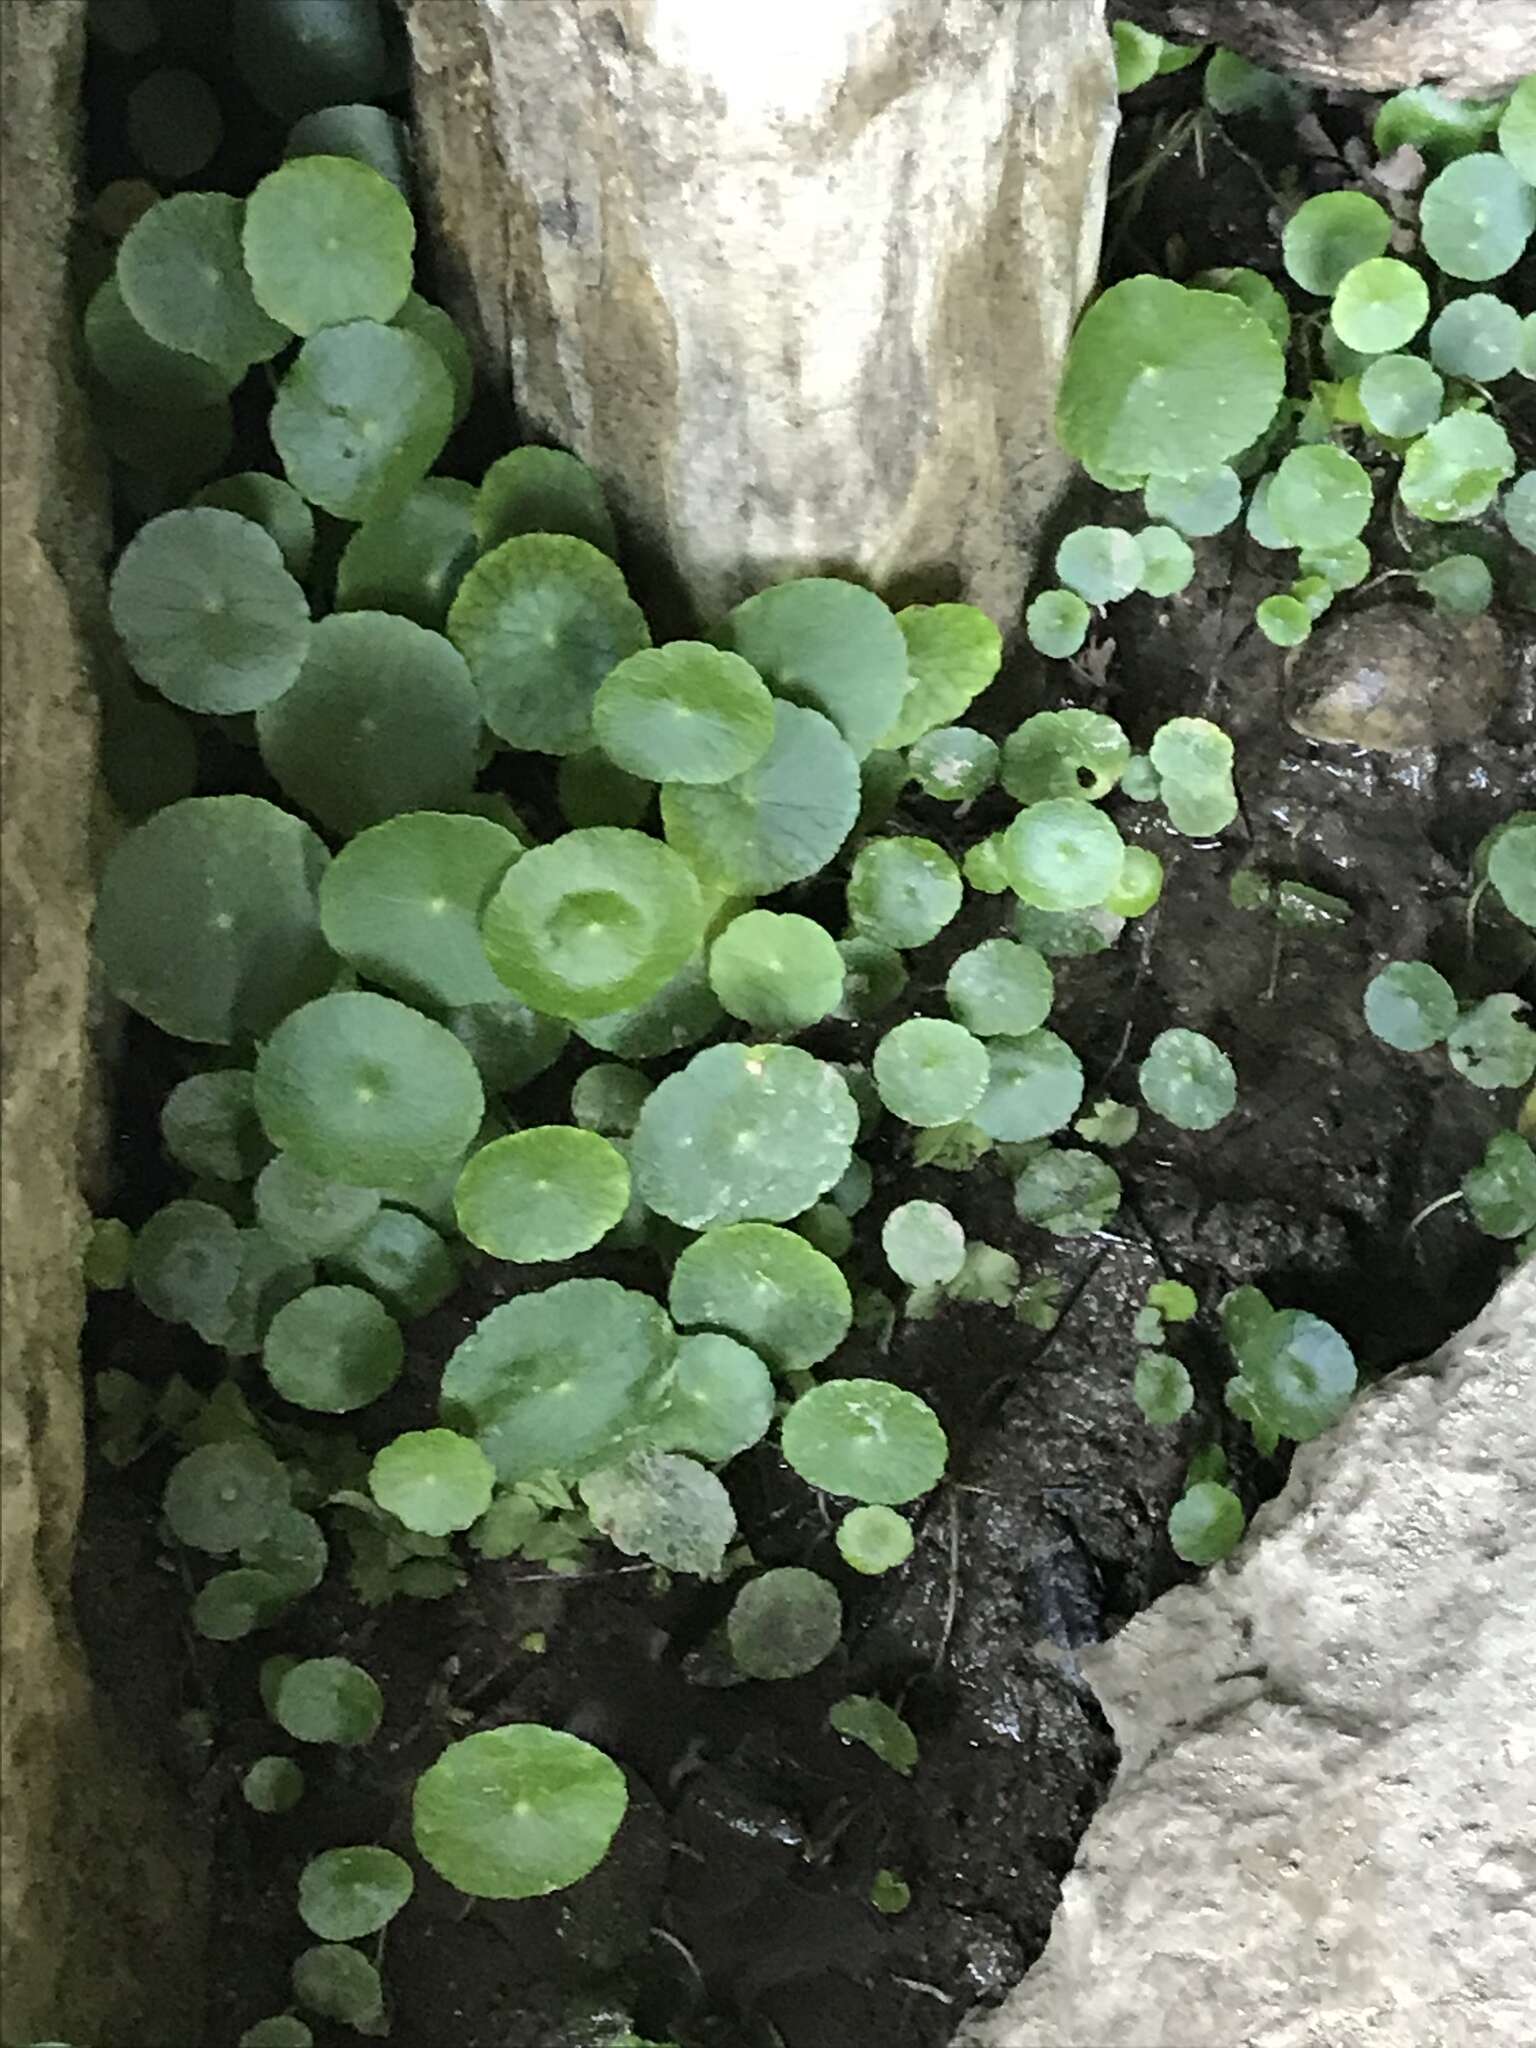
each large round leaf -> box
[256,611,481,836]
[882,603,1002,747]
[668,1222,851,1373]
[631,1042,857,1228]
[85,276,238,409]
[335,478,478,631]
[1056,277,1284,481]
[474,447,617,556]
[254,991,484,1187]
[243,154,414,335]
[440,1278,675,1482]
[447,533,650,754]
[118,191,290,373]
[593,642,775,785]
[716,578,909,760]
[661,701,860,894]
[454,1127,630,1261]
[272,321,453,521]
[1281,191,1391,295]
[413,1725,627,1899]
[780,1378,948,1504]
[93,795,333,1043]
[110,508,311,713]
[1420,153,1536,281]
[480,827,704,1020]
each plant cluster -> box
[74,5,1532,2039]
[1035,49,1535,657]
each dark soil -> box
[74,39,1533,2048]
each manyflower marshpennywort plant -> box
[81,20,1531,2035]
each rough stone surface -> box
[406,0,1115,629]
[1114,0,1536,95]
[957,1260,1536,2048]
[1286,602,1508,751]
[0,3,206,2041]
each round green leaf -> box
[161,1070,269,1182]
[781,1377,947,1504]
[110,507,310,713]
[972,1028,1084,1141]
[93,796,333,1044]
[1106,843,1164,917]
[291,1946,383,2029]
[1429,293,1523,381]
[882,1200,964,1286]
[1237,1309,1357,1440]
[1446,994,1536,1089]
[242,1755,305,1815]
[335,477,478,630]
[1003,799,1126,910]
[872,1018,988,1128]
[1133,523,1197,597]
[240,2017,315,2048]
[164,1439,289,1555]
[1256,594,1312,647]
[1420,153,1536,281]
[1147,717,1237,836]
[570,1062,651,1137]
[255,611,481,836]
[244,155,414,334]
[1416,553,1493,617]
[1001,709,1130,805]
[1399,412,1516,522]
[1138,1027,1237,1130]
[1374,85,1505,165]
[593,642,775,785]
[254,1153,380,1259]
[1282,191,1392,296]
[126,66,222,179]
[480,827,703,1021]
[298,1846,413,1942]
[883,602,1002,746]
[661,700,860,895]
[274,1657,382,1747]
[1505,472,1536,551]
[847,837,961,949]
[192,1567,285,1643]
[319,812,519,1009]
[836,1505,914,1575]
[234,0,390,121]
[1134,1351,1194,1426]
[118,192,290,372]
[262,1283,402,1412]
[243,1506,328,1599]
[455,1127,630,1261]
[1500,75,1536,181]
[717,577,908,760]
[1169,1480,1245,1564]
[828,1694,919,1775]
[413,1724,628,1898]
[448,533,650,755]
[1462,1131,1536,1240]
[1055,525,1143,603]
[1358,353,1444,437]
[84,276,237,408]
[555,750,651,830]
[1025,589,1091,658]
[194,473,315,580]
[649,1331,776,1464]
[727,1567,843,1679]
[1330,258,1429,354]
[1057,277,1284,479]
[707,909,844,1031]
[906,725,998,802]
[1298,537,1372,590]
[1192,266,1291,346]
[574,958,722,1061]
[286,102,412,192]
[369,1429,494,1536]
[1488,820,1536,927]
[272,321,453,521]
[669,1222,851,1373]
[255,991,484,1187]
[945,939,1053,1038]
[631,1042,857,1228]
[1267,445,1374,547]
[441,1278,674,1482]
[474,446,617,555]
[1013,1147,1123,1235]
[1143,467,1241,538]
[450,997,569,1095]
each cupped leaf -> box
[717,577,908,760]
[118,191,290,372]
[873,1018,989,1128]
[781,1377,947,1504]
[255,611,481,836]
[1375,84,1505,165]
[480,826,703,1021]
[243,155,414,334]
[594,642,776,786]
[369,1429,495,1535]
[1138,1028,1237,1130]
[1133,523,1197,597]
[455,1127,630,1261]
[669,1222,851,1373]
[1281,191,1392,296]
[1003,799,1126,910]
[442,1278,673,1482]
[1231,1309,1356,1441]
[474,446,618,556]
[847,837,961,949]
[828,1694,918,1774]
[262,1283,403,1412]
[661,700,861,895]
[319,811,520,1009]
[414,1724,628,1899]
[335,477,478,630]
[1056,276,1284,480]
[448,533,650,754]
[93,795,334,1043]
[254,990,484,1188]
[708,909,845,1031]
[1134,1352,1194,1425]
[1148,717,1238,836]
[631,1042,857,1228]
[727,1567,843,1679]
[110,507,311,713]
[1420,153,1536,281]
[272,320,453,521]
[298,1846,414,1942]
[882,603,1002,747]
[1416,553,1493,618]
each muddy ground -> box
[75,41,1533,2048]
